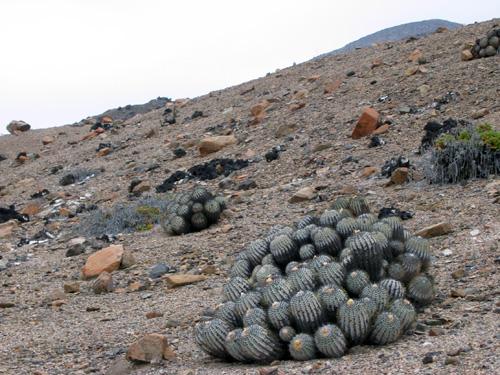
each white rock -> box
[470,229,480,237]
[442,249,453,256]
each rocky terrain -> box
[0,19,499,375]
[316,19,462,58]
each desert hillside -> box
[0,19,499,375]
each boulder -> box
[93,271,114,294]
[390,167,409,185]
[198,135,237,156]
[415,222,453,238]
[164,274,207,288]
[289,186,316,203]
[351,108,380,139]
[42,136,54,145]
[126,333,175,362]
[324,79,342,94]
[461,49,473,61]
[82,244,124,279]
[6,120,31,135]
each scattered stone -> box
[408,49,423,62]
[149,263,170,279]
[66,237,86,257]
[146,311,164,319]
[346,70,355,77]
[373,124,389,135]
[0,300,15,308]
[378,207,414,220]
[471,108,489,119]
[442,249,453,257]
[415,222,453,238]
[164,274,207,288]
[0,205,29,224]
[126,333,175,363]
[361,166,378,178]
[451,289,466,298]
[368,136,385,148]
[289,186,316,203]
[445,356,459,365]
[63,282,80,293]
[238,179,257,191]
[93,271,114,294]
[351,108,380,139]
[422,352,439,364]
[120,251,136,269]
[451,269,465,279]
[0,220,17,238]
[429,327,445,336]
[82,244,124,279]
[173,147,187,158]
[6,120,31,134]
[324,80,342,94]
[461,49,473,61]
[42,136,55,145]
[275,123,297,138]
[198,135,237,156]
[130,180,151,196]
[191,110,203,119]
[200,265,217,275]
[388,167,409,185]
[288,102,306,111]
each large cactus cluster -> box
[470,28,500,59]
[161,186,227,235]
[195,196,437,362]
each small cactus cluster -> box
[195,196,437,362]
[470,28,500,59]
[161,187,227,235]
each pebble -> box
[444,356,459,365]
[149,263,170,279]
[451,269,465,279]
[451,289,466,298]
[422,351,440,364]
[442,249,453,256]
[470,229,480,236]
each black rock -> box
[0,205,29,224]
[378,207,414,220]
[173,148,187,158]
[188,158,249,180]
[59,174,76,186]
[346,70,355,77]
[149,263,171,279]
[66,244,85,257]
[368,136,385,148]
[265,149,280,162]
[30,189,50,199]
[162,107,176,125]
[128,179,143,194]
[238,179,257,191]
[156,171,191,192]
[381,156,410,177]
[191,110,203,119]
[422,352,440,364]
[0,154,7,162]
[50,165,63,174]
[419,118,460,153]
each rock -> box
[164,274,207,288]
[442,249,453,256]
[371,58,383,68]
[126,333,175,363]
[0,300,15,308]
[66,238,87,257]
[324,79,342,94]
[146,311,164,319]
[131,180,151,195]
[346,70,355,77]
[288,102,306,111]
[461,49,474,61]
[451,269,465,279]
[418,84,430,96]
[373,124,389,135]
[97,148,112,157]
[415,222,453,238]
[238,179,257,191]
[445,356,459,365]
[289,186,316,203]
[173,147,187,158]
[82,244,124,279]
[250,100,270,117]
[351,108,380,139]
[20,203,41,216]
[275,123,297,138]
[128,280,150,292]
[429,327,445,336]
[198,135,237,156]
[93,271,115,294]
[105,357,134,375]
[64,282,80,293]
[149,263,170,279]
[389,167,409,185]
[362,166,378,178]
[471,108,489,119]
[120,251,136,269]
[200,265,217,275]
[6,120,31,135]
[42,136,54,145]
[422,352,439,364]
[408,49,423,62]
[451,289,466,298]
[0,220,17,239]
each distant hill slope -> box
[317,19,462,58]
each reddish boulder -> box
[351,108,380,139]
[82,244,124,279]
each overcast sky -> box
[0,1,496,133]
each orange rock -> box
[81,131,99,141]
[324,79,342,94]
[361,166,378,178]
[461,49,473,61]
[146,311,164,319]
[292,89,308,100]
[373,124,390,135]
[164,274,207,288]
[389,167,409,185]
[82,244,124,279]
[58,207,71,217]
[0,220,17,238]
[289,102,306,111]
[408,49,423,62]
[21,203,41,216]
[126,333,175,363]
[371,58,384,68]
[198,135,237,156]
[250,100,270,117]
[42,136,54,145]
[97,147,111,157]
[101,115,113,124]
[351,108,380,139]
[415,222,453,238]
[93,271,114,294]
[307,74,321,82]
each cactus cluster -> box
[161,186,227,235]
[196,196,437,362]
[470,28,500,59]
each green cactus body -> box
[195,318,231,359]
[337,299,371,345]
[239,325,284,363]
[255,264,282,286]
[319,209,342,228]
[299,244,316,260]
[192,187,212,203]
[170,215,190,235]
[312,227,342,256]
[318,262,345,286]
[407,275,434,305]
[397,253,422,282]
[331,196,351,210]
[267,301,292,330]
[388,262,406,281]
[215,301,239,327]
[261,277,294,307]
[318,285,348,318]
[314,324,347,358]
[405,236,431,270]
[223,277,251,302]
[270,234,299,265]
[204,199,222,223]
[382,216,404,241]
[370,312,402,345]
[389,240,405,257]
[214,195,227,210]
[243,307,268,328]
[371,222,393,240]
[290,291,325,333]
[245,238,269,266]
[345,270,370,296]
[293,227,312,246]
[225,329,250,362]
[279,326,296,342]
[177,204,193,220]
[191,202,204,214]
[379,278,406,301]
[191,212,208,231]
[356,213,377,231]
[308,254,334,273]
[360,284,390,313]
[296,215,317,229]
[349,196,370,216]
[230,259,252,279]
[234,291,262,320]
[289,333,317,361]
[349,231,384,280]
[372,231,392,261]
[287,266,316,292]
[261,253,277,266]
[390,298,416,331]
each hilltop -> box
[0,19,499,375]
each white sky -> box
[0,1,497,133]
